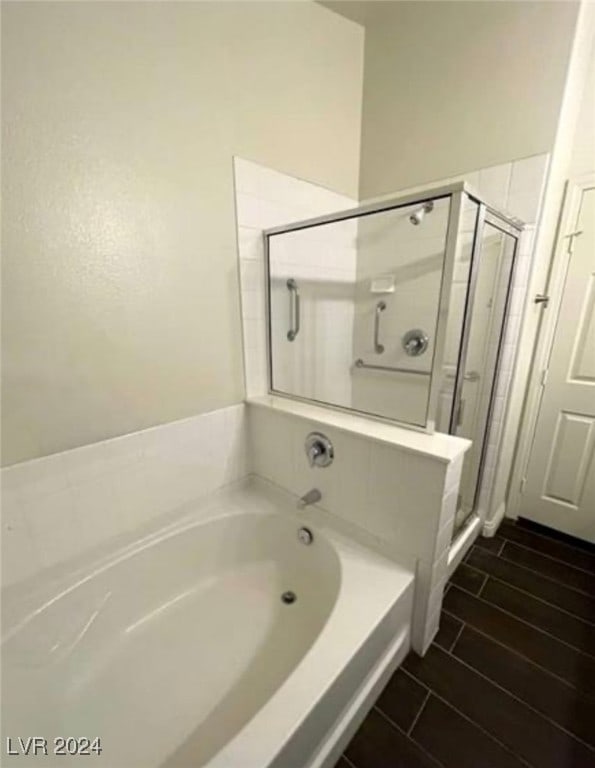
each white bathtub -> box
[2,479,414,768]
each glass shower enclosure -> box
[263,182,524,539]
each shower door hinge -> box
[520,477,527,493]
[540,368,549,388]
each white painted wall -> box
[569,40,595,177]
[1,2,364,466]
[348,0,579,198]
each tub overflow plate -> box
[298,527,314,545]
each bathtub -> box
[2,478,414,768]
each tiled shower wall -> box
[351,198,451,426]
[1,405,248,587]
[268,220,357,407]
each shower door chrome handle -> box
[374,301,386,354]
[287,278,300,341]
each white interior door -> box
[520,182,595,542]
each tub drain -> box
[281,590,297,605]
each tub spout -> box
[297,488,321,509]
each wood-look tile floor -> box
[337,519,595,768]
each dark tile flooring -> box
[338,518,595,768]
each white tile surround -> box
[1,404,248,587]
[247,397,469,653]
[1,393,467,656]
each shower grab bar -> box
[286,278,300,341]
[354,358,430,376]
[374,301,386,353]
[354,360,480,381]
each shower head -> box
[409,201,434,226]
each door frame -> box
[507,173,595,519]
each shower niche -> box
[264,182,524,535]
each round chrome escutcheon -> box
[298,527,314,545]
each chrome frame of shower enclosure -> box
[262,180,524,437]
[263,187,456,433]
[425,189,465,432]
[263,180,523,237]
[448,203,487,434]
[463,213,522,521]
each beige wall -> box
[1,1,363,465]
[352,1,579,198]
[569,40,595,177]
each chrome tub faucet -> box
[297,488,322,509]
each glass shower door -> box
[451,215,518,534]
